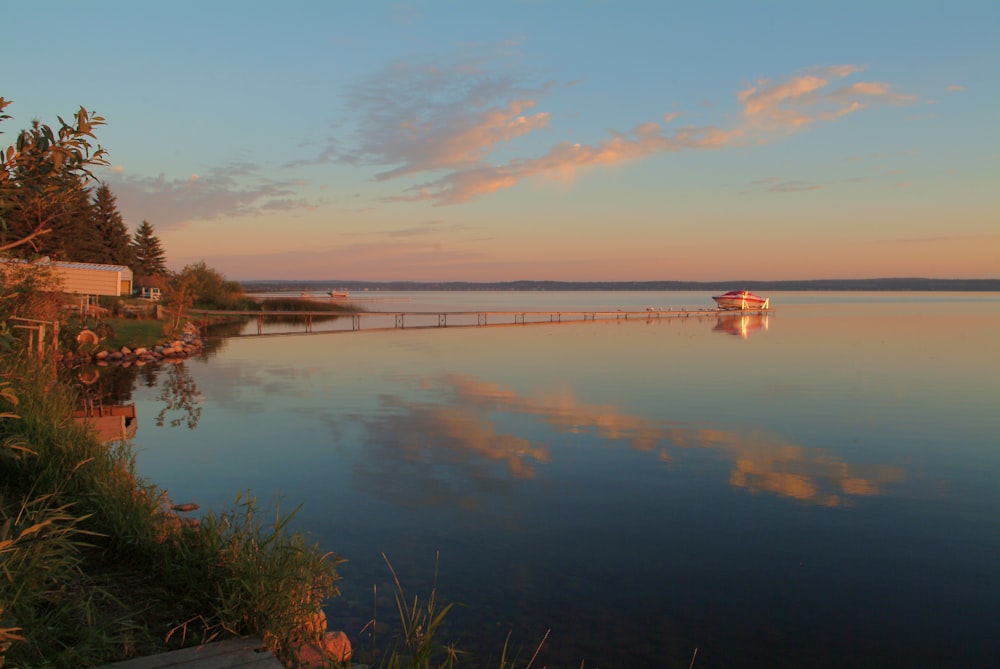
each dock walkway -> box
[93,638,282,669]
[190,307,773,337]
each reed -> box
[378,552,462,669]
[356,554,556,669]
[257,297,355,313]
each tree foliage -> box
[131,220,167,277]
[87,183,134,267]
[0,97,108,254]
[168,261,250,310]
[0,259,64,324]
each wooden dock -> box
[190,307,773,337]
[93,638,282,669]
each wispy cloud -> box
[737,65,915,132]
[340,56,916,205]
[109,52,919,222]
[106,164,314,230]
[768,180,823,193]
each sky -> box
[3,0,998,281]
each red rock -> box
[291,631,352,668]
[322,631,352,662]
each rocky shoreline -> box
[62,321,203,367]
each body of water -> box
[121,291,999,668]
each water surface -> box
[125,292,1000,668]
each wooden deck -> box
[93,638,283,669]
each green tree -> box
[161,267,195,337]
[88,183,134,266]
[27,172,102,261]
[172,261,248,310]
[131,219,167,276]
[0,259,63,323]
[0,97,108,254]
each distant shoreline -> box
[241,278,1000,293]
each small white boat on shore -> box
[712,290,770,311]
[330,290,349,299]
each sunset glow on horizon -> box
[6,1,997,281]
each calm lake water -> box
[119,291,999,668]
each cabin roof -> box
[1,258,131,273]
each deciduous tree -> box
[0,97,108,254]
[173,261,248,309]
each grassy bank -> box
[65,316,169,352]
[0,355,343,668]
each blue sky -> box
[3,0,997,280]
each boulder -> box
[321,631,352,663]
[291,631,352,668]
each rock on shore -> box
[63,321,203,367]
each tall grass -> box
[0,355,343,668]
[378,552,462,669]
[357,554,554,669]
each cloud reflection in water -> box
[362,372,905,508]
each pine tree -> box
[90,184,134,266]
[24,173,101,262]
[131,220,167,276]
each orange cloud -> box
[379,64,913,205]
[736,66,915,134]
[394,123,739,204]
[341,55,916,207]
[377,99,551,180]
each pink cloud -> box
[735,66,914,133]
[106,166,312,230]
[375,99,551,181]
[390,122,739,205]
[355,61,915,205]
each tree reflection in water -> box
[155,362,202,429]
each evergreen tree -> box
[3,153,102,262]
[35,173,102,262]
[131,220,167,276]
[89,183,134,266]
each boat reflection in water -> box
[714,312,770,339]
